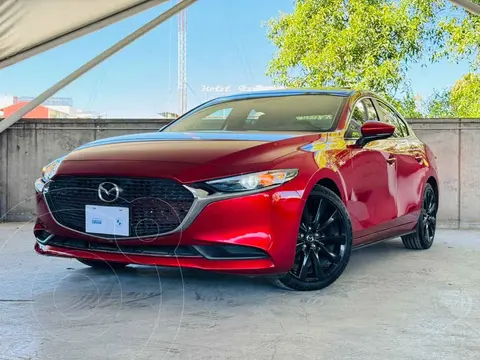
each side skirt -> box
[352,223,417,250]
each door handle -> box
[414,154,423,163]
[386,156,396,165]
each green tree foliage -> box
[400,73,480,118]
[394,73,480,118]
[266,0,480,118]
[435,1,480,69]
[450,73,480,117]
[424,90,456,118]
[389,91,424,118]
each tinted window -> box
[364,99,379,121]
[163,95,344,132]
[394,112,409,136]
[345,100,368,138]
[376,102,409,138]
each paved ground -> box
[0,223,478,360]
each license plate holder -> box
[85,205,130,236]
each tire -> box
[76,258,129,269]
[273,185,353,291]
[401,183,437,250]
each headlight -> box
[41,157,63,182]
[206,169,299,193]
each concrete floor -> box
[0,223,478,360]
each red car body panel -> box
[34,90,439,275]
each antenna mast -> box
[178,0,187,115]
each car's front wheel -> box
[76,258,129,270]
[273,185,353,291]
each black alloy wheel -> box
[401,183,437,250]
[274,185,353,291]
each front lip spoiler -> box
[37,177,280,241]
[35,236,202,258]
[35,236,270,260]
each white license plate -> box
[85,205,130,236]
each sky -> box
[0,0,472,118]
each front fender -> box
[301,168,348,203]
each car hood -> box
[64,131,322,166]
[55,131,327,182]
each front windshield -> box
[163,94,345,132]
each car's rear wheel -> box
[401,183,437,250]
[76,258,129,269]
[273,185,353,291]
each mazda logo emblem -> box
[98,182,121,203]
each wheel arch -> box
[426,175,439,208]
[424,143,439,204]
[303,168,347,203]
[316,178,342,199]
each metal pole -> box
[0,0,198,134]
[177,0,187,115]
[449,0,480,14]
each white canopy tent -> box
[0,0,478,133]
[0,0,170,69]
[0,0,197,133]
[450,0,480,14]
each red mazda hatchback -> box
[34,89,439,291]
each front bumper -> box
[34,180,305,275]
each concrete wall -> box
[408,119,480,229]
[0,119,167,222]
[0,118,478,228]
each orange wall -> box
[1,102,49,119]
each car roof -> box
[210,88,358,103]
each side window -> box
[345,100,371,138]
[394,113,410,137]
[376,102,409,138]
[364,98,379,121]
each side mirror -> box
[355,121,395,147]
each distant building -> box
[0,95,97,119]
[159,112,179,119]
[1,101,69,119]
[45,105,97,119]
[16,96,73,106]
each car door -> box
[343,98,398,242]
[374,99,427,225]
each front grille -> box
[45,176,195,238]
